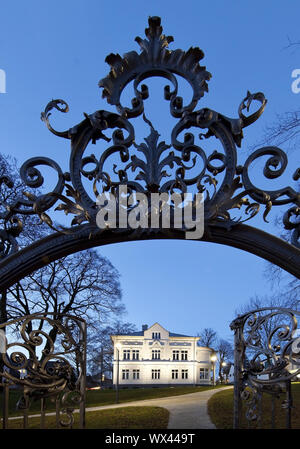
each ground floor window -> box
[181,369,188,379]
[152,369,160,380]
[172,369,178,379]
[133,369,140,380]
[200,368,209,380]
[122,369,129,380]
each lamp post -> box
[222,361,227,384]
[115,343,121,404]
[210,353,217,386]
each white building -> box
[111,322,216,387]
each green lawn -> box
[1,385,222,419]
[4,406,169,429]
[208,383,300,429]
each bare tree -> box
[250,110,300,152]
[198,327,217,348]
[87,320,137,380]
[215,338,233,383]
[6,249,124,356]
[237,293,299,317]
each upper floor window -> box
[181,350,188,361]
[152,349,161,360]
[152,332,161,340]
[123,349,130,360]
[132,350,139,360]
[172,350,179,361]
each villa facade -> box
[111,322,216,387]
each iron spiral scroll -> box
[230,308,300,428]
[0,313,86,429]
[0,16,298,264]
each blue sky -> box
[0,0,299,344]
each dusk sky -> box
[0,1,299,345]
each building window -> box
[152,332,161,340]
[152,369,160,380]
[200,368,209,380]
[181,369,188,379]
[123,349,130,360]
[172,369,178,379]
[181,350,188,361]
[152,349,161,360]
[172,350,179,360]
[133,369,140,380]
[122,369,129,380]
[132,350,139,360]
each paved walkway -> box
[84,386,232,429]
[6,386,232,429]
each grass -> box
[208,383,300,429]
[0,384,223,418]
[4,406,169,429]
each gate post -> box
[79,319,87,429]
[231,317,244,429]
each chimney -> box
[142,324,148,332]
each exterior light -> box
[210,353,217,386]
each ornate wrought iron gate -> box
[0,16,299,429]
[230,308,300,429]
[0,313,86,429]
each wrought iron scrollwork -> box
[0,16,299,255]
[0,313,86,429]
[231,307,300,428]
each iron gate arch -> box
[0,16,299,429]
[0,16,298,284]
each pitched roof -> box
[112,327,194,338]
[169,332,193,337]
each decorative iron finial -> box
[98,16,211,118]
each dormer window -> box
[152,332,161,340]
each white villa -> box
[111,322,216,387]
